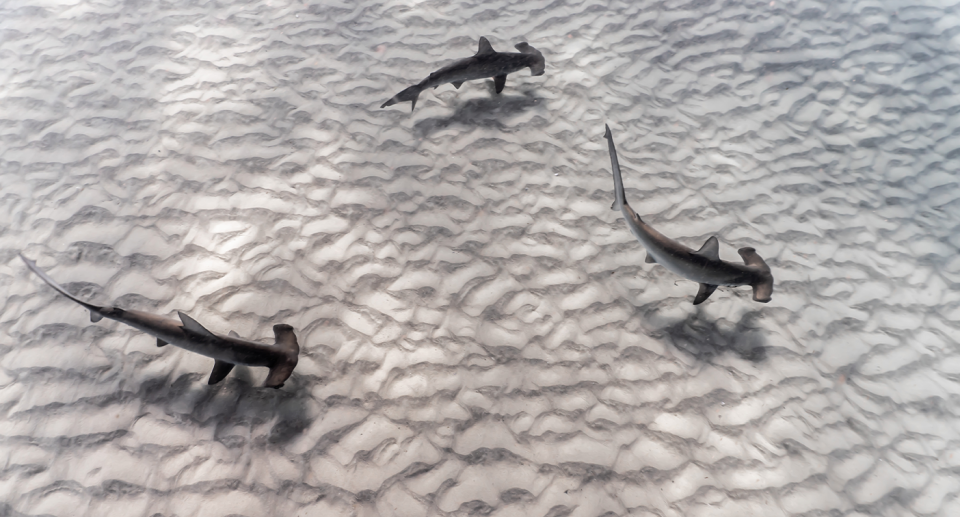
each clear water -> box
[2,0,959,515]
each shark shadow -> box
[413,90,544,138]
[657,309,768,362]
[135,370,313,446]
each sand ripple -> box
[2,0,960,515]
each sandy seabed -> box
[2,0,960,515]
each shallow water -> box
[2,0,960,515]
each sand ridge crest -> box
[2,0,959,515]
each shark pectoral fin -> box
[693,283,718,305]
[694,236,720,260]
[477,36,495,55]
[208,360,235,385]
[178,312,217,338]
[228,330,239,338]
[90,311,103,323]
[645,253,657,264]
[452,81,464,89]
[494,74,507,94]
[157,338,168,347]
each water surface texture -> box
[2,0,960,515]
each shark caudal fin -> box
[263,324,300,389]
[604,125,629,214]
[381,84,424,112]
[515,42,545,76]
[19,253,109,322]
[738,247,774,303]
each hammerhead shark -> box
[19,253,300,388]
[603,125,774,304]
[381,36,545,112]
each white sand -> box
[2,0,960,515]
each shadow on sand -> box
[658,308,768,363]
[136,368,312,446]
[413,88,544,137]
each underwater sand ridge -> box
[2,0,960,516]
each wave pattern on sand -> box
[2,0,960,515]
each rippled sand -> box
[2,0,960,515]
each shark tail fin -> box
[19,253,108,321]
[515,42,545,76]
[264,324,300,389]
[381,84,423,112]
[604,125,628,213]
[738,247,774,303]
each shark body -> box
[381,36,545,111]
[20,253,300,388]
[603,125,774,304]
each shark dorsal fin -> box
[178,311,217,338]
[477,37,495,56]
[694,236,720,261]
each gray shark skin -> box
[603,125,774,305]
[381,36,545,112]
[19,253,300,388]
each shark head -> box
[515,42,545,76]
[263,324,300,388]
[738,247,774,303]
